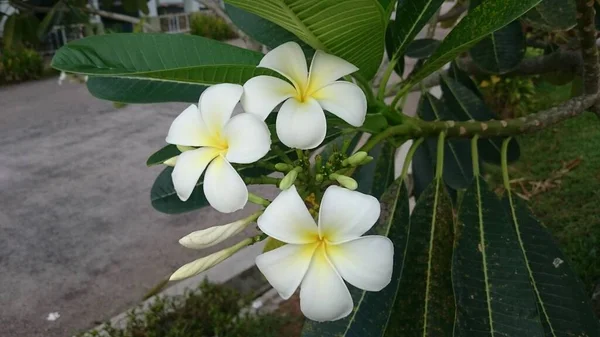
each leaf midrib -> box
[475,174,495,334]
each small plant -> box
[189,13,238,41]
[80,281,292,337]
[0,48,44,83]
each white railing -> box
[157,13,190,33]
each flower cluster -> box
[163,42,393,321]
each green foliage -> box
[523,0,577,31]
[223,0,386,79]
[189,13,238,41]
[79,281,290,337]
[469,20,526,74]
[0,48,44,83]
[478,75,538,118]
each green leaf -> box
[391,0,445,58]
[147,145,180,167]
[405,38,441,59]
[225,3,313,55]
[86,77,203,103]
[354,142,396,199]
[384,180,455,336]
[410,0,543,85]
[302,180,411,337]
[418,93,474,190]
[454,177,545,336]
[469,20,526,74]
[448,61,483,99]
[412,142,435,199]
[504,196,600,336]
[385,21,406,76]
[52,34,277,103]
[222,0,386,79]
[440,76,521,164]
[525,0,577,31]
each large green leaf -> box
[147,145,180,167]
[469,20,526,74]
[223,0,386,79]
[391,0,445,59]
[354,142,396,199]
[412,142,435,199]
[384,180,455,335]
[224,3,313,54]
[454,177,544,336]
[418,93,473,190]
[385,20,406,77]
[52,34,276,103]
[302,181,411,337]
[524,0,576,31]
[504,195,600,336]
[410,0,542,85]
[86,77,203,103]
[440,76,520,164]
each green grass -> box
[490,82,600,293]
[80,281,293,337]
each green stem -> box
[244,176,281,185]
[352,73,376,104]
[471,135,480,176]
[391,82,413,107]
[435,132,446,179]
[501,138,512,191]
[272,146,293,165]
[400,138,424,181]
[378,58,398,100]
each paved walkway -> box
[0,78,272,337]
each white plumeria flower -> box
[166,83,271,213]
[242,42,367,150]
[255,185,393,322]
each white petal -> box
[255,242,318,299]
[257,185,318,244]
[326,236,394,291]
[199,83,243,132]
[307,50,359,93]
[241,76,296,120]
[166,104,213,147]
[300,245,353,322]
[313,81,367,127]
[224,113,271,164]
[259,42,308,92]
[318,186,381,243]
[171,147,220,202]
[276,98,326,150]
[203,156,247,213]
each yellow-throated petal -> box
[255,242,318,299]
[326,236,394,291]
[171,147,221,202]
[224,113,271,164]
[276,98,326,150]
[259,42,308,92]
[241,75,296,120]
[318,186,381,243]
[203,156,247,213]
[299,244,354,322]
[307,50,358,94]
[166,104,214,147]
[313,81,367,127]
[199,83,243,133]
[257,185,319,244]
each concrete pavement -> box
[0,78,273,337]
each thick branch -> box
[576,0,600,94]
[438,2,468,22]
[362,94,598,151]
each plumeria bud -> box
[330,173,358,191]
[179,211,261,250]
[279,168,300,190]
[248,193,270,207]
[176,145,195,152]
[315,174,324,183]
[275,163,294,172]
[163,156,178,167]
[343,151,368,167]
[360,156,374,165]
[169,238,252,281]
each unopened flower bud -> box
[330,173,358,190]
[344,151,368,167]
[163,156,178,167]
[176,145,195,153]
[275,163,294,172]
[315,174,324,183]
[169,238,252,281]
[179,212,261,250]
[279,169,299,190]
[360,156,374,165]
